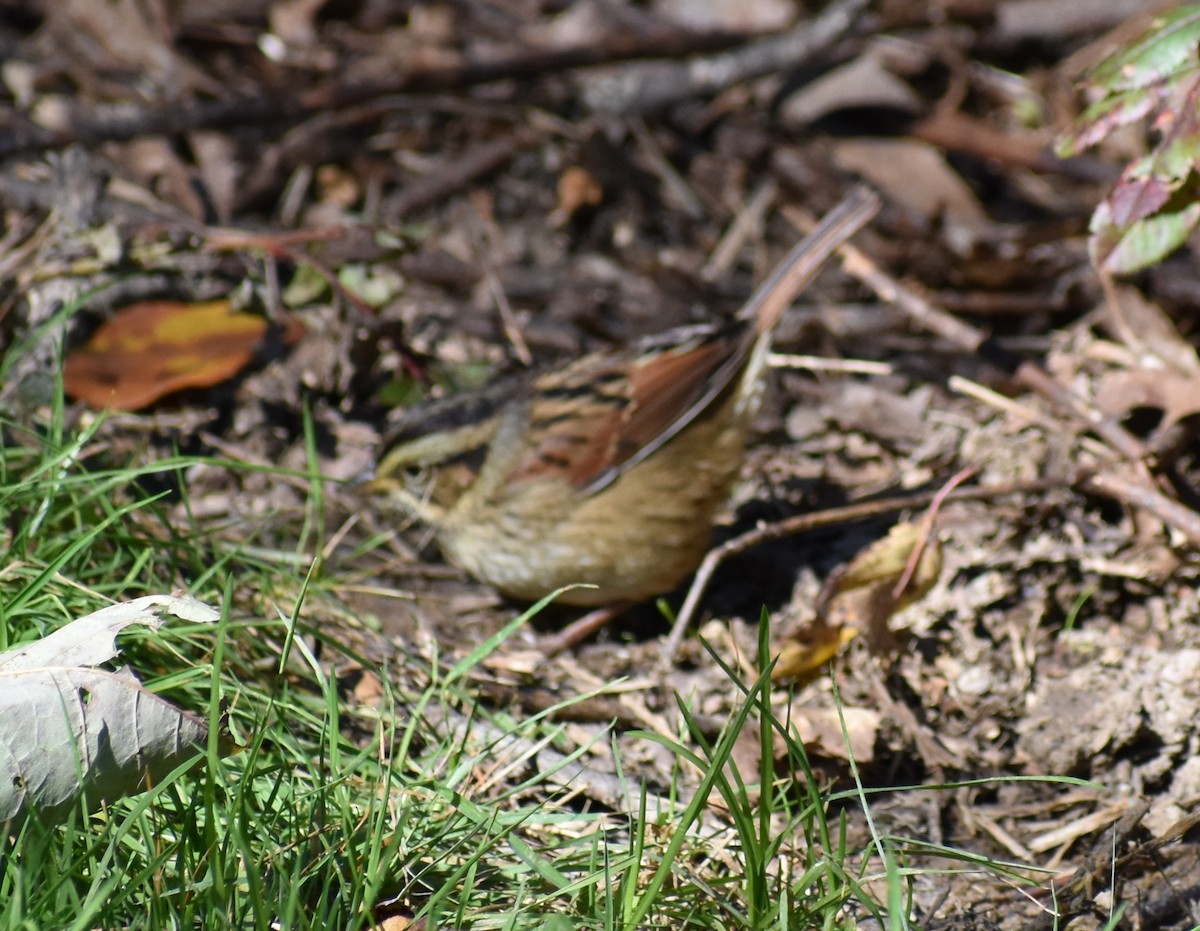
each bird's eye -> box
[402,463,429,483]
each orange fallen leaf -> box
[64,300,299,411]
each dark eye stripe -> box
[382,373,528,448]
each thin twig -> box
[581,0,870,113]
[1013,360,1148,462]
[484,271,533,367]
[629,118,707,220]
[948,374,1060,431]
[701,177,777,282]
[469,191,533,366]
[1083,470,1200,545]
[780,203,983,351]
[0,27,757,158]
[539,604,630,658]
[768,353,892,376]
[893,466,977,600]
[658,478,1061,667]
[388,135,526,218]
[911,108,1116,184]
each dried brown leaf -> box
[1104,285,1200,375]
[773,522,942,682]
[1095,370,1200,430]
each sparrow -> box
[369,187,880,607]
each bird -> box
[368,186,880,611]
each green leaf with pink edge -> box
[1090,198,1200,275]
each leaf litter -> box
[2,1,1200,926]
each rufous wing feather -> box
[505,326,743,490]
